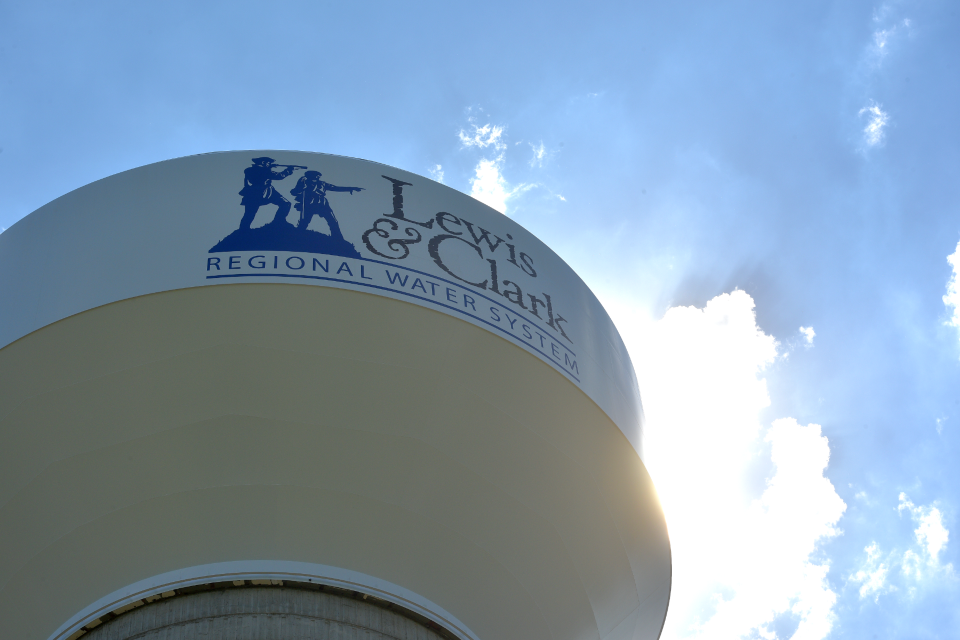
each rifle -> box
[273,164,308,170]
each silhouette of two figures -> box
[210,157,364,257]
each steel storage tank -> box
[0,151,671,640]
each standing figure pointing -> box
[290,171,363,241]
[238,157,299,229]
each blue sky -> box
[2,1,959,638]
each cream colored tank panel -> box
[0,286,670,640]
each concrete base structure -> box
[82,584,451,640]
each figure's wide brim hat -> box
[251,156,275,163]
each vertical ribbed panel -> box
[83,587,446,640]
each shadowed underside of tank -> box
[83,583,453,640]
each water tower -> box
[0,152,671,640]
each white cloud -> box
[850,542,891,601]
[529,141,547,168]
[848,494,952,603]
[428,164,444,184]
[859,103,890,147]
[698,417,846,640]
[867,12,911,66]
[458,122,505,151]
[457,120,532,214]
[873,27,895,54]
[604,290,846,640]
[901,549,923,581]
[899,494,950,566]
[944,240,960,349]
[855,8,910,152]
[916,509,949,564]
[872,3,895,24]
[799,326,816,347]
[469,157,513,213]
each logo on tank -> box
[210,156,364,258]
[206,157,579,381]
